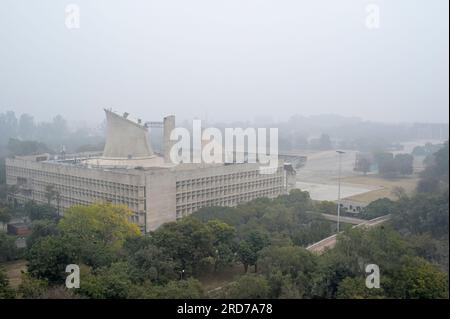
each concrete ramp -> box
[306,215,391,254]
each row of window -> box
[176,178,283,204]
[7,166,141,196]
[31,180,143,203]
[176,170,283,191]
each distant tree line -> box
[417,141,449,194]
[353,151,414,177]
[0,111,104,155]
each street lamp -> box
[336,150,345,233]
[180,269,185,280]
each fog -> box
[0,0,448,126]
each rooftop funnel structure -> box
[103,109,154,158]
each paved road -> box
[306,215,391,254]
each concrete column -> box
[163,115,176,163]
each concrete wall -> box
[145,170,177,231]
[163,115,175,162]
[174,163,285,217]
[5,157,147,229]
[103,109,153,158]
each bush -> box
[227,274,270,299]
[0,232,18,262]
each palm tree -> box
[45,184,58,205]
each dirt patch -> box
[341,174,420,203]
[1,259,27,289]
[197,263,245,294]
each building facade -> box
[6,110,296,232]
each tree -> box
[389,256,448,299]
[206,220,236,271]
[18,113,35,140]
[310,134,333,150]
[361,198,396,219]
[0,232,18,262]
[314,200,337,215]
[258,245,318,298]
[418,141,449,193]
[264,270,303,298]
[245,230,270,272]
[0,111,18,146]
[277,189,312,211]
[412,142,444,157]
[24,201,57,221]
[316,226,410,298]
[391,191,449,240]
[391,186,407,200]
[259,246,317,279]
[394,154,414,176]
[26,219,59,248]
[354,157,371,175]
[336,277,384,299]
[55,203,141,268]
[0,205,11,229]
[236,230,270,273]
[78,262,133,299]
[7,185,19,209]
[151,217,214,275]
[26,235,78,284]
[417,177,441,194]
[128,244,178,284]
[237,241,256,273]
[227,274,270,299]
[0,157,6,187]
[44,184,59,207]
[58,203,141,253]
[291,217,334,247]
[7,138,52,156]
[374,152,397,177]
[409,234,449,273]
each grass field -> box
[341,174,420,203]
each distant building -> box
[6,109,295,232]
[7,222,31,237]
[338,199,367,214]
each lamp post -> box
[336,150,345,233]
[180,269,185,280]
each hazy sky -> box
[0,0,448,126]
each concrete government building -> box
[6,109,296,232]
